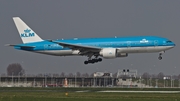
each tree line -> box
[5,63,180,79]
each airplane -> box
[7,17,175,64]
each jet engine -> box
[99,48,128,59]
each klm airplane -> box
[7,17,175,64]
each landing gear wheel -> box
[95,59,99,62]
[158,56,162,60]
[84,61,88,64]
[87,60,93,64]
[89,60,95,64]
[92,59,98,63]
[98,58,102,62]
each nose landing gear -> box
[158,51,165,60]
[158,55,162,60]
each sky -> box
[0,0,179,75]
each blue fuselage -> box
[15,36,175,52]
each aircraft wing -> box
[49,40,101,53]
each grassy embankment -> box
[0,87,179,101]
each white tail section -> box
[13,17,43,43]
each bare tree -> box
[76,72,81,77]
[82,73,89,77]
[151,74,157,79]
[172,75,178,80]
[178,74,180,79]
[53,73,59,77]
[157,72,164,79]
[1,73,6,77]
[47,73,52,77]
[113,72,117,78]
[60,72,65,77]
[90,73,94,77]
[142,72,150,79]
[68,73,73,77]
[37,73,43,77]
[7,63,25,76]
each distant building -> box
[93,72,112,77]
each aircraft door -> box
[154,40,158,46]
[127,41,131,48]
[44,44,48,50]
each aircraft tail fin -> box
[13,17,43,43]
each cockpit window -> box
[166,41,172,43]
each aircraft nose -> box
[171,41,176,47]
[173,42,176,47]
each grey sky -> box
[0,0,179,75]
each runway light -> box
[65,92,68,96]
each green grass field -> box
[0,88,179,101]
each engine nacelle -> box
[100,48,128,59]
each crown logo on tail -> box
[24,29,31,33]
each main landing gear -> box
[84,58,102,64]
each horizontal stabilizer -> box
[5,44,35,48]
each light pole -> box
[91,79,93,87]
[43,79,44,87]
[156,79,158,88]
[25,74,27,87]
[99,79,101,87]
[93,77,95,87]
[75,73,76,87]
[18,72,21,87]
[164,77,165,88]
[44,74,47,87]
[171,75,172,88]
[68,79,70,87]
[0,74,1,87]
[173,77,174,88]
[94,77,96,87]
[71,79,73,87]
[149,77,152,87]
[140,76,142,88]
[104,77,105,87]
[82,78,84,87]
[12,72,14,86]
[62,79,64,87]
[51,75,53,85]
[112,78,114,87]
[55,78,57,87]
[34,78,36,87]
